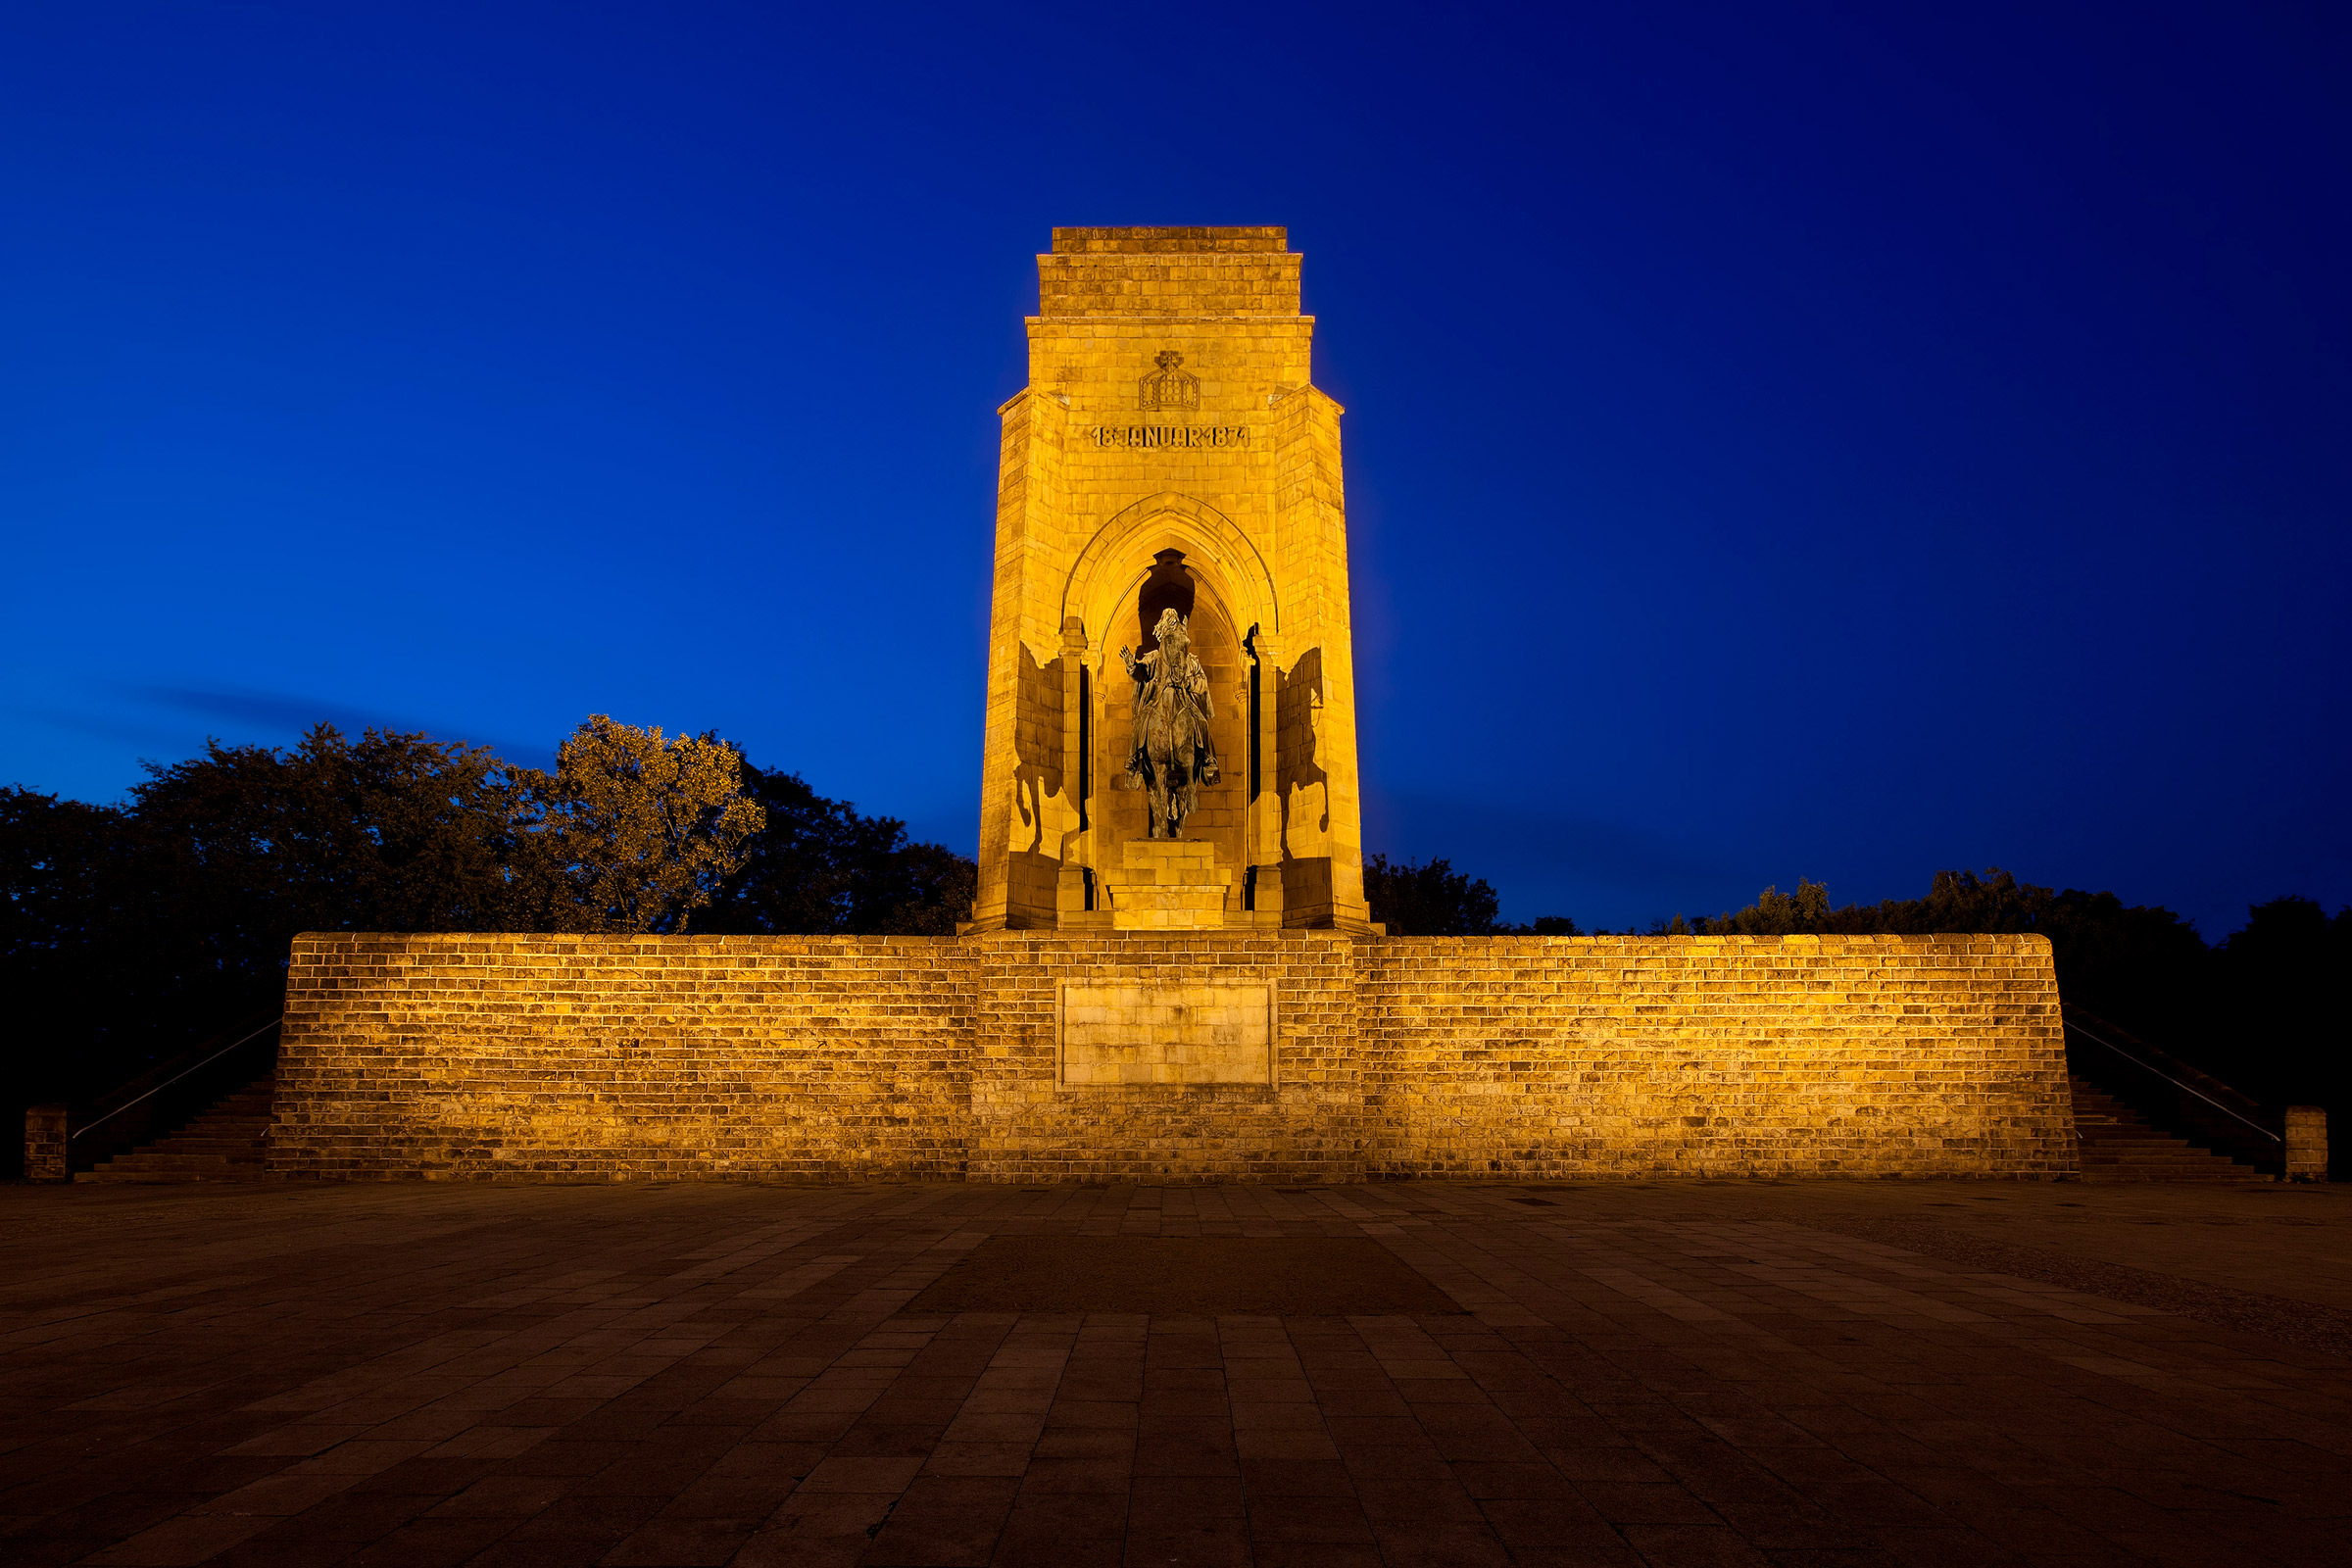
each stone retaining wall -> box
[272,936,968,1181]
[271,932,2073,1181]
[1360,936,2072,1179]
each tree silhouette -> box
[697,763,976,937]
[2,722,975,1141]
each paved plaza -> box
[3,1179,2348,1568]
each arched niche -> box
[1060,491,1278,652]
[1060,494,1277,911]
[1089,569,1250,882]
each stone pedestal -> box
[1101,839,1232,931]
[23,1103,68,1183]
[2286,1105,2329,1181]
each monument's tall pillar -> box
[969,226,1374,935]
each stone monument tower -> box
[267,224,2076,1185]
[969,226,1375,935]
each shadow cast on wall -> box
[1277,645,1331,919]
[1011,641,1066,917]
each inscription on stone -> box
[1088,424,1249,449]
[1057,982,1273,1086]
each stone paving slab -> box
[1,1180,2347,1567]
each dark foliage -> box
[1363,855,1580,936]
[697,764,977,937]
[2206,896,2351,1112]
[5,727,548,1106]
[1363,854,1503,936]
[3,728,974,1125]
[1363,855,1585,936]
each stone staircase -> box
[2071,1074,2270,1181]
[77,1075,276,1182]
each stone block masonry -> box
[272,935,970,1183]
[271,932,2075,1182]
[965,933,1362,1183]
[1362,935,2074,1179]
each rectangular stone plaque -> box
[1057,983,1273,1087]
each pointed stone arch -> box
[1060,492,1278,651]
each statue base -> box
[1100,839,1233,931]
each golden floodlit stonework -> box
[268,225,2080,1184]
[973,226,1370,935]
[271,931,2073,1182]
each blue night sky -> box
[3,3,2345,937]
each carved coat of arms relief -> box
[1137,350,1200,413]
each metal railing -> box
[58,1007,285,1173]
[2063,1018,2280,1143]
[2062,1005,2282,1173]
[71,1014,282,1143]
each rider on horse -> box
[1119,608,1221,839]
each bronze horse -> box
[1119,607,1220,838]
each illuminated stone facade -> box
[265,225,2082,1185]
[971,226,1372,935]
[270,932,2075,1182]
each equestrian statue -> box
[1119,607,1221,839]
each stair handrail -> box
[2063,1017,2279,1143]
[71,1015,283,1142]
